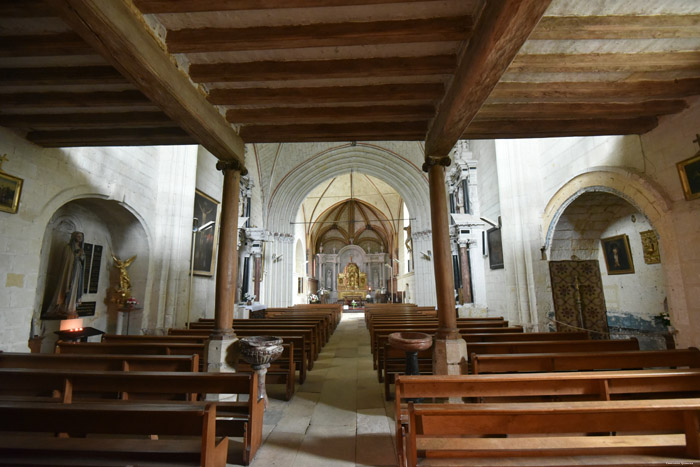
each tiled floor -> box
[235,313,398,467]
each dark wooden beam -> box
[190,55,456,83]
[46,0,245,164]
[508,52,700,74]
[134,0,463,13]
[166,16,472,53]
[532,15,700,40]
[239,121,427,143]
[208,83,444,106]
[227,104,435,124]
[0,66,128,86]
[475,100,689,121]
[0,112,174,129]
[463,117,659,139]
[27,127,196,147]
[0,33,95,57]
[488,78,700,103]
[1,91,153,109]
[0,0,56,17]
[425,0,552,159]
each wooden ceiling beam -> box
[190,55,456,83]
[508,52,700,74]
[488,78,700,103]
[134,0,455,14]
[27,127,196,147]
[1,90,152,109]
[240,121,427,143]
[0,112,174,129]
[0,66,128,86]
[227,105,435,124]
[532,15,700,40]
[425,0,552,159]
[0,33,95,57]
[463,117,659,139]
[209,83,444,106]
[166,16,472,53]
[46,0,245,164]
[0,0,56,17]
[475,100,688,121]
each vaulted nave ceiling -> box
[1,0,699,163]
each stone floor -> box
[231,313,398,467]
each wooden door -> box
[549,260,609,339]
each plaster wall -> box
[0,127,201,350]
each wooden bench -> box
[0,352,199,372]
[0,368,265,465]
[0,401,228,467]
[467,338,639,358]
[406,397,700,467]
[55,342,207,370]
[471,348,700,374]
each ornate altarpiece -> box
[337,260,368,300]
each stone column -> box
[424,157,468,375]
[209,160,244,373]
[253,254,261,300]
[459,242,473,303]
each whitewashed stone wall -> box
[0,127,209,351]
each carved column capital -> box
[216,159,248,176]
[422,156,451,173]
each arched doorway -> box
[545,181,672,349]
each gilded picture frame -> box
[677,152,700,201]
[640,230,661,264]
[601,234,635,275]
[0,171,23,214]
[192,189,221,276]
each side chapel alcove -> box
[35,197,150,351]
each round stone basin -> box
[388,332,433,352]
[238,336,284,367]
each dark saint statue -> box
[45,231,85,319]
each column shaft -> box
[459,244,473,303]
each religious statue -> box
[112,254,136,307]
[45,231,85,319]
[337,257,368,300]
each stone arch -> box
[265,144,435,306]
[542,167,691,346]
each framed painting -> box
[192,189,221,276]
[487,227,504,270]
[0,171,23,214]
[601,234,635,275]
[677,152,700,201]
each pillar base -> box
[207,336,239,401]
[432,337,468,376]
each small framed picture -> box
[192,189,221,276]
[677,152,700,201]
[487,227,504,270]
[0,171,23,214]
[601,234,635,275]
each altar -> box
[337,259,368,301]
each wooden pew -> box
[0,352,199,372]
[467,338,640,358]
[0,401,228,467]
[406,398,700,467]
[471,348,700,374]
[0,368,265,465]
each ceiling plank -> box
[27,127,196,147]
[0,33,95,57]
[46,0,245,164]
[475,100,688,121]
[531,15,700,40]
[166,16,472,53]
[424,0,552,159]
[0,66,128,86]
[227,105,435,124]
[0,112,174,129]
[463,117,659,139]
[508,52,700,74]
[488,78,700,103]
[209,83,444,106]
[134,0,457,14]
[240,121,427,143]
[0,0,55,17]
[190,55,456,83]
[1,90,152,109]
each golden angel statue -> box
[112,254,136,306]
